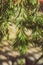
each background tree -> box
[13,0,43,54]
[0,0,43,64]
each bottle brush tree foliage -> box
[13,0,43,54]
[0,0,43,54]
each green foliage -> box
[13,29,29,54]
[13,0,43,54]
[17,58,25,65]
[0,0,14,41]
[0,0,43,54]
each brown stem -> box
[33,54,43,65]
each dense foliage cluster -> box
[0,0,43,54]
